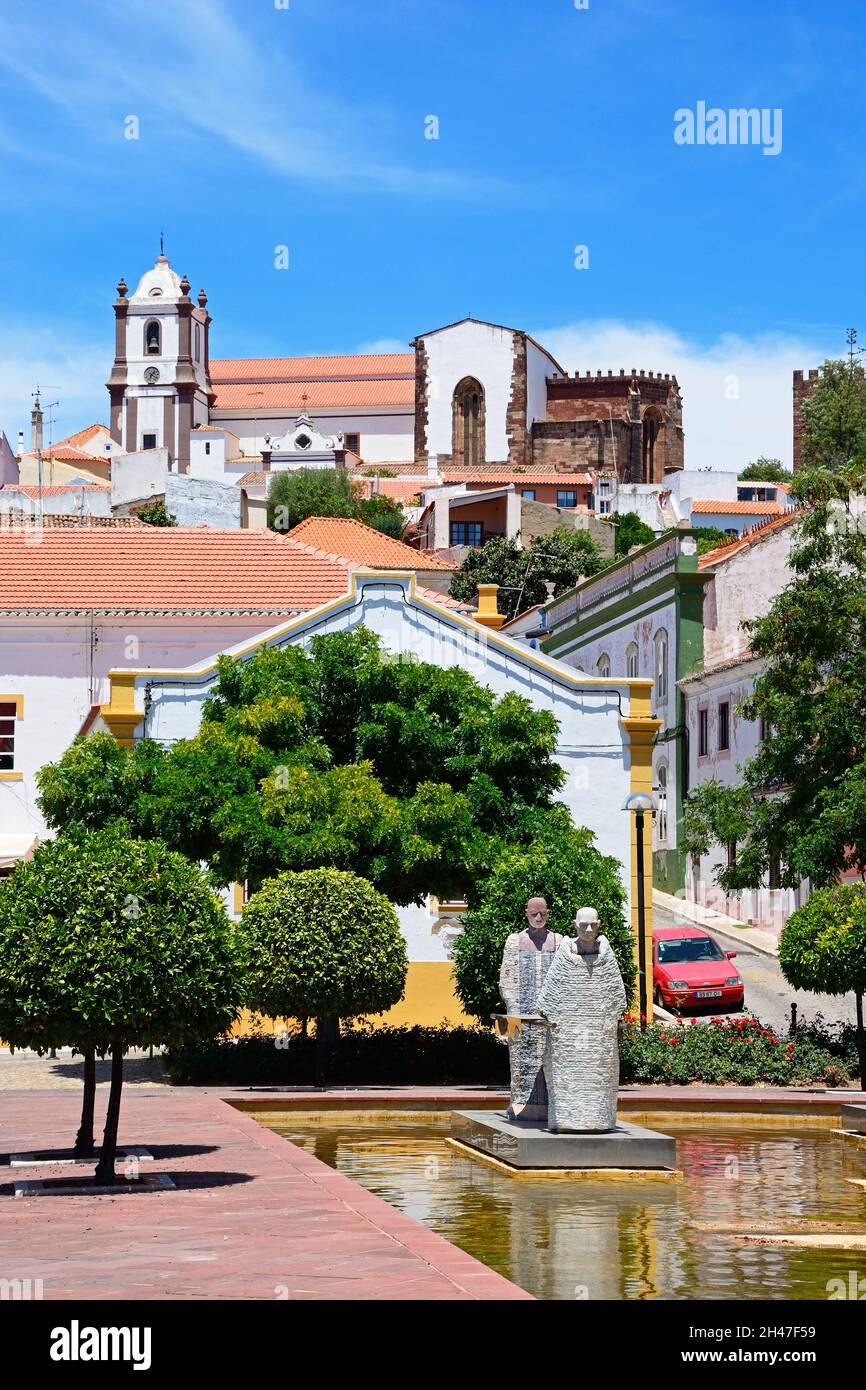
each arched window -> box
[144,320,161,356]
[451,377,485,467]
[654,628,669,705]
[626,642,639,678]
[597,653,611,678]
[642,409,662,482]
[656,763,668,844]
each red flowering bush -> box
[620,1014,850,1086]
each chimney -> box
[474,583,506,630]
[16,430,24,458]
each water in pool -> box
[259,1108,866,1300]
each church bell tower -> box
[107,251,213,471]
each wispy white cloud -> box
[0,0,504,198]
[535,319,840,471]
[0,327,108,446]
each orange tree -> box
[0,827,242,1184]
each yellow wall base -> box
[230,961,471,1037]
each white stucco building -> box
[679,513,806,934]
[89,571,658,1025]
[543,532,707,898]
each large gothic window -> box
[642,409,662,481]
[145,320,161,356]
[451,377,485,467]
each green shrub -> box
[238,868,407,1022]
[780,883,866,1084]
[165,1014,850,1087]
[791,1012,860,1070]
[166,1023,507,1086]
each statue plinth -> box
[451,1110,678,1172]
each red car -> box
[652,926,744,1013]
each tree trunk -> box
[73,1049,97,1159]
[856,992,866,1093]
[314,1016,339,1088]
[94,1041,124,1186]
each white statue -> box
[537,907,627,1133]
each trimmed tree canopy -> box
[779,884,866,998]
[780,882,866,1085]
[0,827,242,1052]
[37,629,566,903]
[452,809,634,1021]
[238,868,407,1022]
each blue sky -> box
[0,0,863,465]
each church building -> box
[107,254,685,484]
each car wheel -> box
[654,986,664,1009]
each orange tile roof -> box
[212,380,415,411]
[350,477,432,503]
[697,509,804,569]
[285,516,455,570]
[210,353,415,383]
[0,528,351,614]
[3,483,110,497]
[441,469,593,487]
[52,423,111,451]
[691,499,786,516]
[415,586,472,611]
[17,445,112,466]
[0,513,147,530]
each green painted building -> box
[542,531,710,893]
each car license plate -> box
[695,989,722,998]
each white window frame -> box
[656,762,668,844]
[654,628,669,704]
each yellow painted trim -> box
[98,568,656,725]
[474,583,506,630]
[0,695,23,779]
[99,670,144,749]
[621,711,663,1024]
[446,1138,683,1181]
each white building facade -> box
[93,572,659,1025]
[679,515,806,935]
[543,532,708,897]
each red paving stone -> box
[0,1090,530,1301]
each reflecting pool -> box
[258,1108,866,1300]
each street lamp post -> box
[623,790,657,1031]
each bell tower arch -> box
[107,252,214,472]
